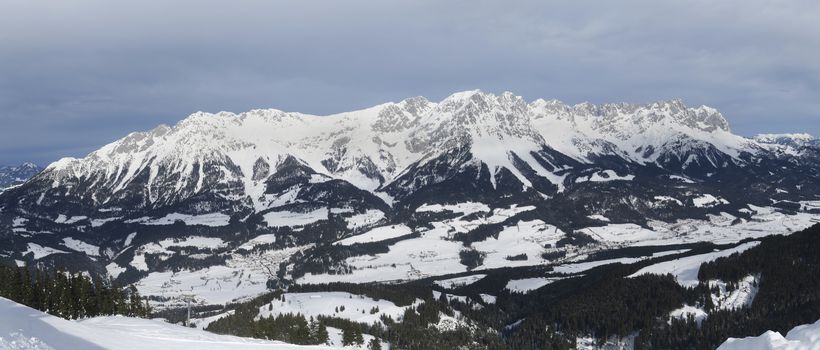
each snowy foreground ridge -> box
[717,319,820,350]
[0,297,331,350]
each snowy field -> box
[335,225,412,246]
[257,292,417,325]
[0,297,333,350]
[433,274,487,289]
[62,238,100,257]
[505,277,567,293]
[628,242,760,287]
[553,249,688,274]
[263,209,328,227]
[344,209,385,230]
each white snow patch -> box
[575,223,658,243]
[345,209,385,230]
[25,243,68,260]
[416,202,491,215]
[54,215,87,224]
[62,238,99,256]
[654,196,684,206]
[238,234,277,250]
[264,208,328,227]
[329,207,354,214]
[433,274,487,289]
[669,175,696,183]
[106,263,126,279]
[505,277,566,293]
[479,294,496,304]
[335,225,412,246]
[693,194,729,208]
[669,304,708,325]
[709,274,760,311]
[629,242,760,287]
[91,217,121,227]
[586,214,610,222]
[156,236,227,249]
[123,232,137,246]
[12,217,28,227]
[575,170,634,183]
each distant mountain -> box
[754,133,820,149]
[0,90,818,311]
[0,162,41,191]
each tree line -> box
[0,264,150,319]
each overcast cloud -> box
[1,0,819,165]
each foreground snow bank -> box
[0,297,330,350]
[717,319,820,350]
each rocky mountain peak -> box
[0,162,43,189]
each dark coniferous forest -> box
[0,265,150,319]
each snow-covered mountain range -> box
[0,162,41,192]
[755,133,820,149]
[1,90,819,309]
[17,92,764,207]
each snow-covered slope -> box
[0,297,330,350]
[717,318,820,350]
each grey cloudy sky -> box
[1,1,819,166]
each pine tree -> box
[354,325,364,345]
[128,285,142,317]
[143,297,152,318]
[369,337,382,350]
[316,321,329,344]
[19,267,33,307]
[342,323,356,346]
